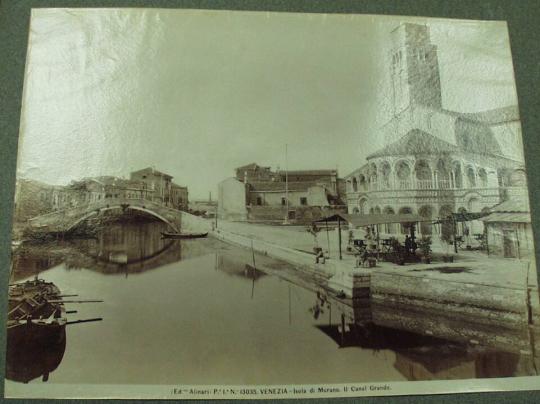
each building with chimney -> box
[219,163,345,223]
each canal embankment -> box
[179,212,540,365]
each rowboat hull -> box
[161,232,208,239]
[6,325,66,383]
[7,278,67,383]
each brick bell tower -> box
[390,23,442,116]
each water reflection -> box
[6,326,66,384]
[394,345,520,380]
[314,321,522,380]
[216,253,267,281]
[11,221,218,280]
[6,219,538,385]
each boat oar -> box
[56,294,79,298]
[47,299,104,304]
[66,317,103,325]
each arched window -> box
[418,205,434,235]
[398,207,413,234]
[358,199,368,215]
[452,162,463,189]
[381,161,391,189]
[509,169,527,187]
[396,161,412,189]
[352,177,358,192]
[437,159,451,189]
[383,207,395,234]
[368,163,378,190]
[415,159,433,189]
[466,166,476,188]
[477,168,488,188]
[359,174,367,191]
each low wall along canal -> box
[178,212,540,371]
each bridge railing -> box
[28,197,185,226]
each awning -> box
[432,211,490,224]
[314,213,429,227]
[481,212,531,223]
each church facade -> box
[345,23,526,237]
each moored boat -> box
[7,278,104,383]
[161,231,208,239]
[7,278,67,346]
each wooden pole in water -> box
[329,302,332,326]
[338,217,342,260]
[251,239,256,300]
[340,313,345,347]
[251,239,256,268]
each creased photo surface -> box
[5,8,540,399]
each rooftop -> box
[235,163,271,171]
[489,196,530,213]
[131,167,173,179]
[248,181,327,192]
[367,129,460,159]
[448,105,519,126]
[280,169,337,176]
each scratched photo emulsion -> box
[5,8,539,399]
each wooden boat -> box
[7,278,103,383]
[161,231,208,239]
[7,278,67,345]
[6,324,66,383]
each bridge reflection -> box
[11,221,217,279]
[69,222,182,275]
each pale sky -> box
[17,8,518,199]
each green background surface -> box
[1,0,539,402]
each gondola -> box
[161,231,208,239]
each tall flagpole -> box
[283,144,289,225]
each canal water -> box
[6,220,533,386]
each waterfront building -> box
[130,167,173,206]
[51,176,155,210]
[235,163,277,183]
[19,168,187,221]
[219,164,344,222]
[218,178,248,221]
[170,182,189,211]
[345,23,527,238]
[130,167,188,209]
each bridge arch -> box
[66,204,179,233]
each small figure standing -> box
[404,235,412,253]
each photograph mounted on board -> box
[5,7,540,399]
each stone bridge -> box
[27,198,184,234]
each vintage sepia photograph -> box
[4,7,540,399]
